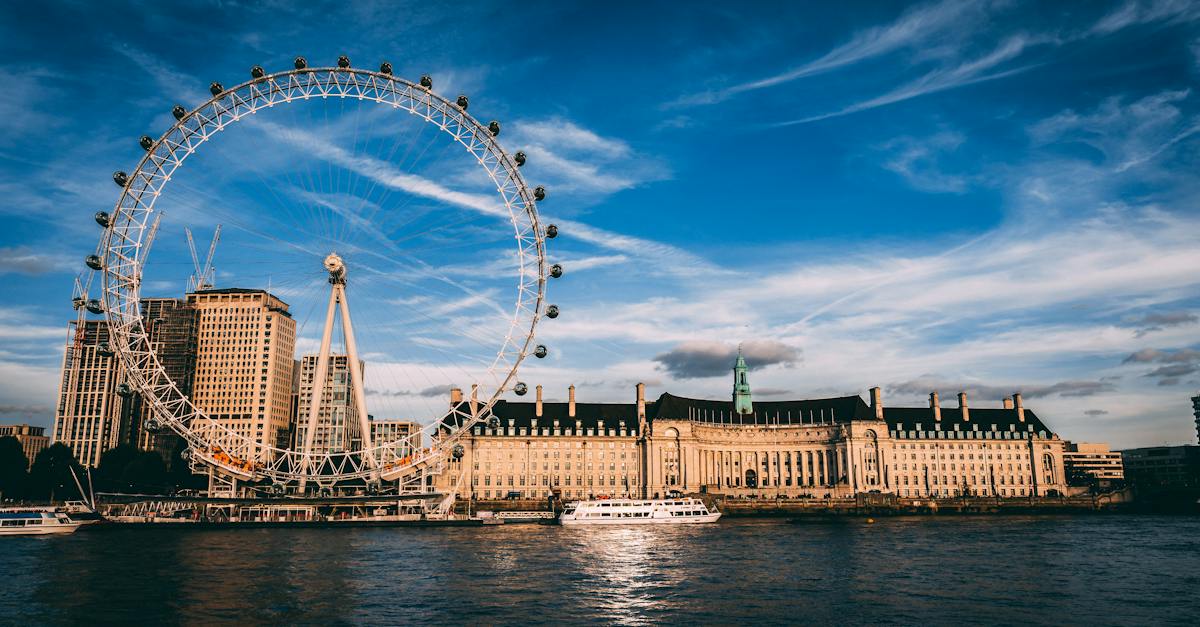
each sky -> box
[0,0,1198,448]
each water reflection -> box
[1,516,1198,625]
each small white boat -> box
[0,511,84,536]
[560,498,721,525]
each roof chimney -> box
[450,387,463,405]
[535,384,543,417]
[958,392,970,422]
[1003,397,1014,410]
[930,391,941,421]
[469,384,479,416]
[870,387,883,420]
[568,384,576,418]
[1013,393,1025,422]
[636,382,646,420]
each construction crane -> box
[186,225,221,292]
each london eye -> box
[78,57,563,494]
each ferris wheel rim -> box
[95,63,549,486]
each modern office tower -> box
[1192,393,1199,444]
[136,298,199,461]
[295,354,364,454]
[0,424,50,468]
[51,319,136,467]
[187,288,296,463]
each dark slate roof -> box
[453,399,652,430]
[650,393,873,425]
[882,406,1053,435]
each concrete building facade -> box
[135,298,199,461]
[295,354,364,454]
[0,424,50,468]
[187,288,296,463]
[51,319,136,467]
[1063,441,1125,485]
[369,418,420,462]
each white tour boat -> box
[560,498,721,525]
[0,511,84,536]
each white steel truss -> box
[96,65,549,488]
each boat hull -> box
[561,512,721,525]
[0,523,83,536]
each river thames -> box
[2,515,1198,625]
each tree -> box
[95,444,139,492]
[122,451,169,494]
[27,443,83,503]
[0,436,29,501]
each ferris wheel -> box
[82,56,565,491]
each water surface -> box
[2,515,1197,625]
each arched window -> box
[745,469,758,488]
[1042,453,1055,483]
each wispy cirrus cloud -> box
[667,0,990,108]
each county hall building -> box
[439,352,1070,500]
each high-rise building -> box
[0,424,50,468]
[136,298,199,461]
[51,320,136,467]
[295,354,364,454]
[187,288,296,463]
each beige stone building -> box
[295,354,364,454]
[438,360,1072,501]
[0,424,50,468]
[369,418,420,462]
[1063,441,1125,483]
[187,288,296,463]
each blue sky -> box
[1,0,1198,447]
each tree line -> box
[0,437,203,503]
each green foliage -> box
[27,443,83,502]
[0,436,29,501]
[96,444,140,492]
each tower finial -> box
[733,346,753,415]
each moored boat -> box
[0,511,84,536]
[560,498,721,525]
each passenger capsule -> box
[420,74,433,89]
[86,299,103,314]
[180,447,192,461]
[172,104,187,120]
[514,151,526,167]
[294,56,308,70]
[456,95,469,109]
[379,61,393,75]
[116,383,133,397]
[514,382,528,396]
[72,296,85,310]
[546,305,559,319]
[550,264,563,278]
[546,224,558,238]
[337,55,351,69]
[139,135,154,151]
[488,121,501,136]
[534,186,546,201]
[85,255,103,271]
[488,416,501,429]
[112,171,128,187]
[209,82,223,96]
[250,65,265,79]
[534,345,548,359]
[98,343,114,358]
[452,444,465,459]
[94,211,111,228]
[144,417,161,432]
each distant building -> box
[295,354,364,454]
[0,424,50,468]
[135,298,198,461]
[1119,445,1200,489]
[51,319,136,467]
[1063,441,1124,487]
[1192,393,1199,444]
[187,288,296,463]
[369,418,420,462]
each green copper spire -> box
[733,346,753,415]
